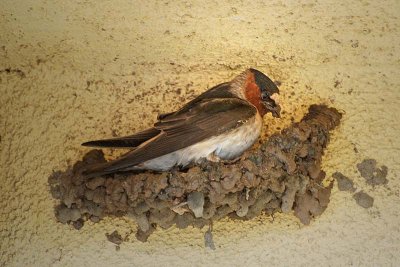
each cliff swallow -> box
[82,68,280,177]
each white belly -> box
[138,113,262,171]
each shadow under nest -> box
[49,104,342,242]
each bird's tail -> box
[81,161,117,178]
[82,128,160,148]
[80,128,160,178]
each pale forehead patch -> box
[270,93,279,104]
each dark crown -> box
[249,68,279,96]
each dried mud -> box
[49,105,342,241]
[357,159,388,186]
[353,191,374,209]
[332,172,356,192]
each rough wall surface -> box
[0,0,399,266]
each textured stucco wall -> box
[1,0,399,266]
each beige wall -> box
[1,0,399,266]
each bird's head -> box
[239,68,281,118]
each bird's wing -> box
[81,128,160,148]
[83,83,237,148]
[157,82,236,120]
[83,98,257,176]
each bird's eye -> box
[261,91,269,100]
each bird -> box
[81,68,281,177]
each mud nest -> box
[49,104,342,241]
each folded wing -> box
[82,98,256,177]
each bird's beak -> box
[262,100,281,118]
[271,105,281,118]
[265,93,281,118]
